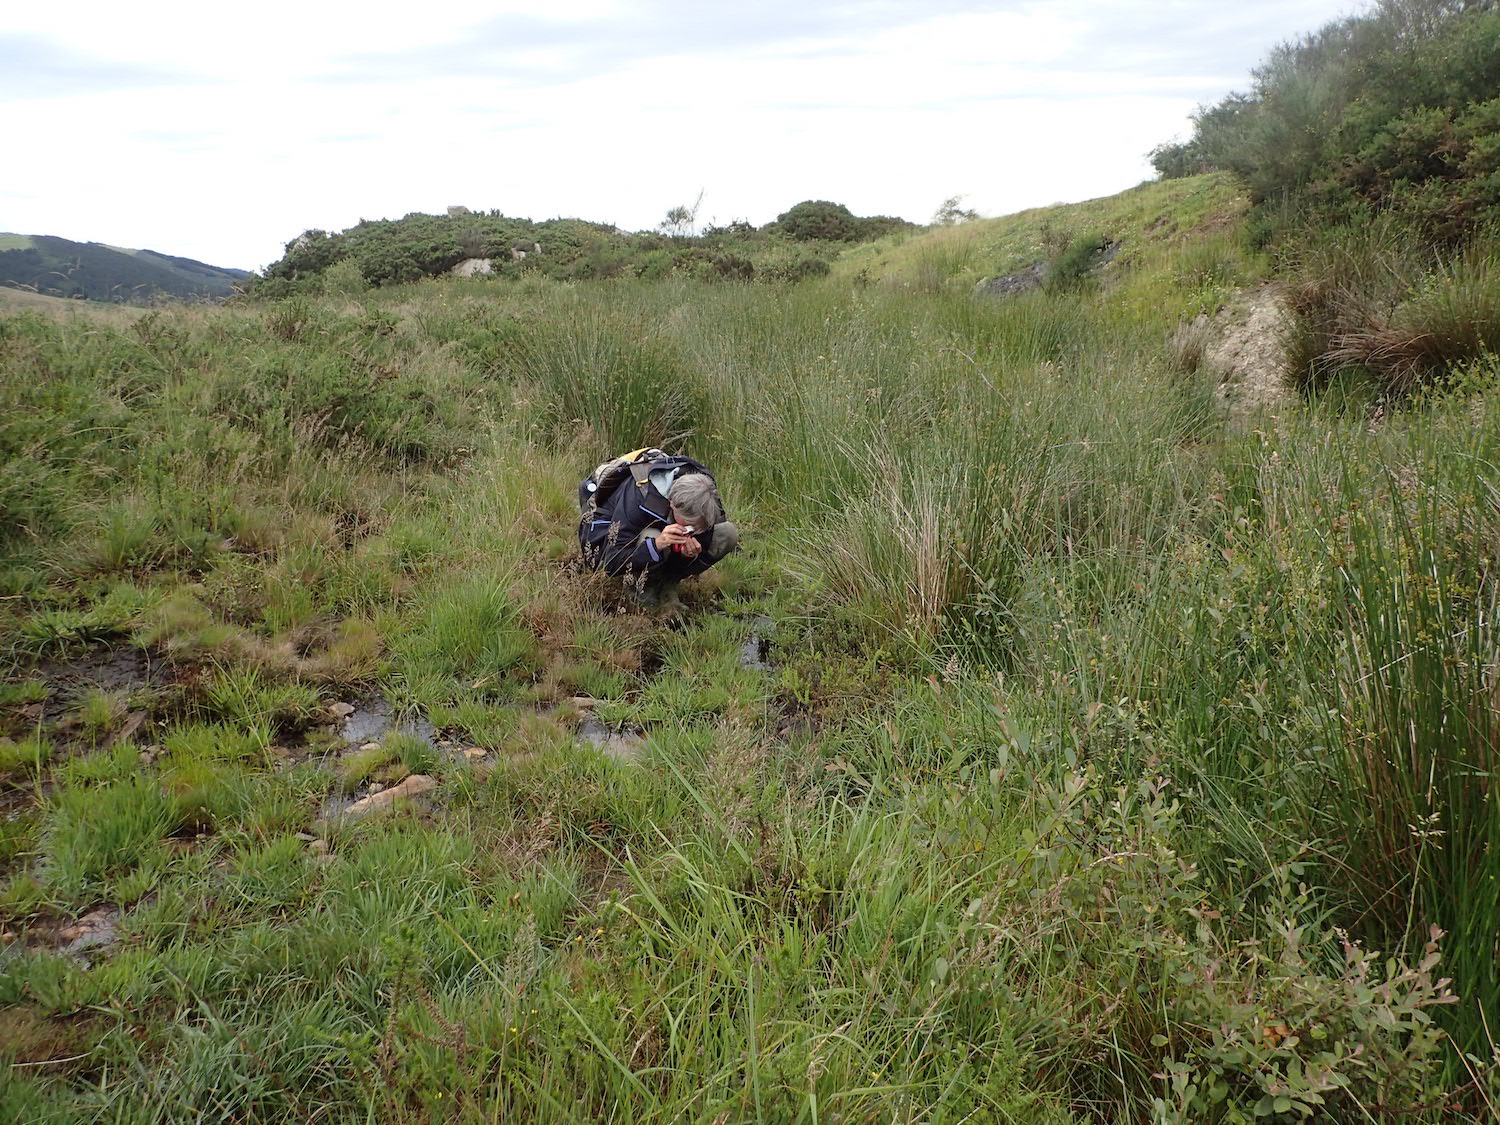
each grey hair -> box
[668,473,720,529]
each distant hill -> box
[0,233,250,303]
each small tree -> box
[932,194,980,225]
[659,191,704,238]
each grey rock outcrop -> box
[974,261,1047,297]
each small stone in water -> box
[336,774,439,820]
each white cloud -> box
[1,0,1369,269]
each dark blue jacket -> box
[578,455,726,584]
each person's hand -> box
[656,524,702,557]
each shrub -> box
[1046,231,1115,292]
[774,200,862,241]
[1157,3,1500,241]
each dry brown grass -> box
[0,287,149,325]
[1280,242,1500,396]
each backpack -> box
[581,447,668,516]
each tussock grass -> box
[0,734,50,780]
[1282,226,1500,398]
[161,721,269,764]
[43,776,174,897]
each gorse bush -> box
[771,199,914,242]
[1153,0,1500,243]
[253,201,913,294]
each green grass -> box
[834,172,1253,298]
[43,776,175,898]
[0,734,50,779]
[0,181,1496,1120]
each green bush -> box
[1047,230,1114,292]
[1160,3,1500,242]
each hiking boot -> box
[638,581,685,617]
[633,585,687,612]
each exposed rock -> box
[1204,291,1296,424]
[328,702,356,720]
[310,839,329,856]
[569,696,601,710]
[1085,239,1122,270]
[974,261,1047,297]
[337,774,437,820]
[463,748,487,763]
[451,258,493,278]
[57,907,119,957]
[359,742,381,753]
[974,240,1121,298]
[447,205,472,217]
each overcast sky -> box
[3,0,1365,271]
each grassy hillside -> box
[0,234,249,304]
[0,286,149,326]
[3,158,1498,1118]
[836,173,1254,297]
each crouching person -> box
[578,448,739,612]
